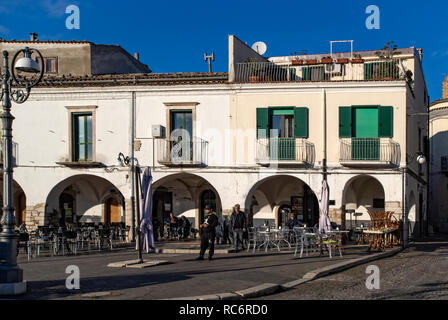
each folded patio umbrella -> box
[319,179,332,233]
[138,167,155,253]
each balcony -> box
[234,59,409,83]
[256,138,314,166]
[157,137,208,167]
[339,138,400,167]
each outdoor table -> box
[353,227,369,244]
[257,230,280,252]
[363,229,396,251]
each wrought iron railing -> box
[256,138,314,164]
[157,137,208,166]
[234,59,407,83]
[339,138,400,164]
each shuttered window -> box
[256,108,269,138]
[294,107,308,138]
[339,105,394,138]
[378,106,393,137]
[302,66,325,81]
[256,107,309,138]
[339,106,352,138]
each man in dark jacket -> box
[196,205,218,261]
[231,204,247,251]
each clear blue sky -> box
[0,0,446,100]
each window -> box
[256,107,309,160]
[372,198,385,209]
[37,57,58,74]
[339,106,393,138]
[72,112,93,161]
[45,57,57,73]
[302,66,325,81]
[170,110,193,161]
[256,107,309,139]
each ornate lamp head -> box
[9,47,44,103]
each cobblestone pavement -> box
[258,237,448,300]
[9,244,371,300]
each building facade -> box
[2,35,430,240]
[429,97,448,232]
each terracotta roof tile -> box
[37,72,229,87]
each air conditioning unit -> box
[325,63,342,74]
[152,125,165,138]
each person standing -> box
[231,204,247,251]
[196,205,218,261]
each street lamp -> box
[402,151,428,249]
[0,47,44,294]
[116,152,143,264]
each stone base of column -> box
[0,265,23,283]
[0,280,26,295]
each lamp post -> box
[402,151,427,249]
[0,47,43,292]
[116,152,143,263]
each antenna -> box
[204,52,215,73]
[252,41,267,55]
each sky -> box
[0,0,446,100]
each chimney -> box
[29,32,38,41]
[416,48,423,61]
[134,52,139,61]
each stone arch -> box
[45,174,125,226]
[0,179,27,227]
[152,172,222,230]
[342,174,386,228]
[244,175,319,228]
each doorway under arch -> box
[200,189,217,225]
[105,197,121,225]
[244,175,319,228]
[0,179,27,227]
[342,175,386,229]
[45,174,125,226]
[152,173,222,230]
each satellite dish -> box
[252,41,267,55]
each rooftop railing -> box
[234,59,410,83]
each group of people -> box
[152,213,192,241]
[196,204,248,261]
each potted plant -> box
[336,57,349,64]
[292,59,304,65]
[246,58,262,82]
[351,53,364,64]
[373,41,401,80]
[305,58,318,65]
[321,56,333,64]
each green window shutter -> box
[294,107,309,138]
[364,63,372,80]
[71,113,77,161]
[256,108,269,138]
[302,67,310,80]
[379,106,393,137]
[339,106,352,138]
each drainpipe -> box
[130,91,136,241]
